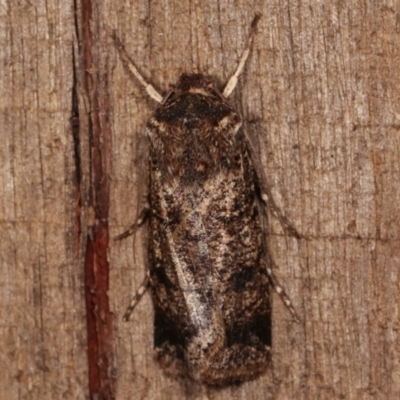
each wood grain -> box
[1,0,400,399]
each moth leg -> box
[260,188,301,239]
[222,13,262,98]
[110,31,163,103]
[123,271,150,321]
[242,117,301,238]
[115,205,150,321]
[262,258,300,322]
[114,205,150,240]
[256,174,300,321]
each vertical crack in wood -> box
[71,45,82,251]
[78,0,116,398]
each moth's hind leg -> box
[255,168,301,321]
[115,205,151,321]
[123,271,150,321]
[261,258,299,322]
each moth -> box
[113,13,299,386]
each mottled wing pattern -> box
[146,77,271,385]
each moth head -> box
[176,73,215,91]
[162,73,222,103]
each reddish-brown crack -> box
[78,0,116,398]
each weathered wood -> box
[109,1,400,399]
[0,0,88,399]
[1,0,400,399]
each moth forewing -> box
[113,13,300,386]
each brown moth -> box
[113,13,299,386]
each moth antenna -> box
[222,13,262,98]
[110,30,163,103]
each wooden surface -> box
[0,0,88,399]
[1,0,400,399]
